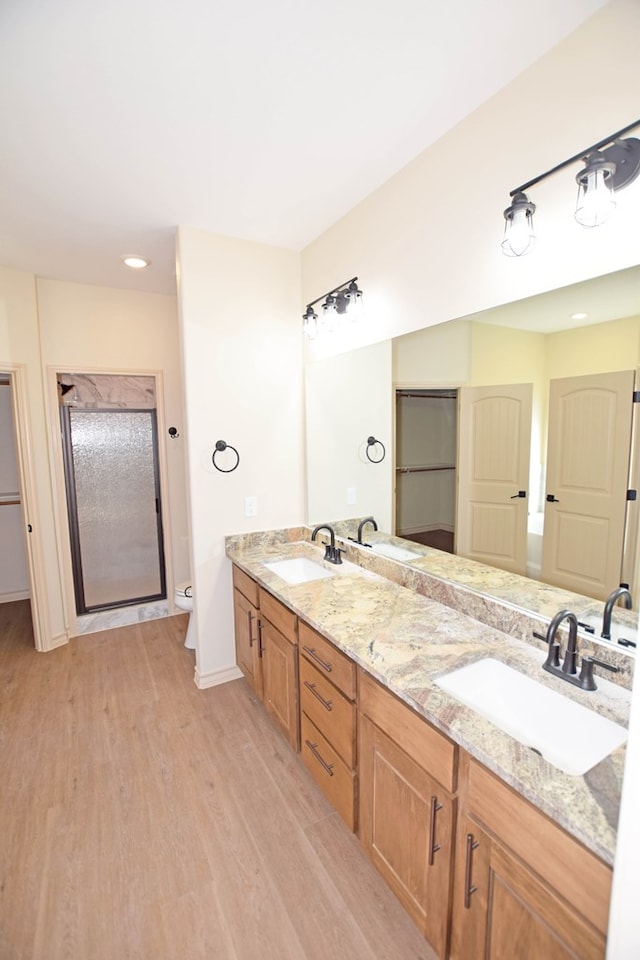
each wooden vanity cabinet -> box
[299,622,357,830]
[232,566,262,698]
[358,670,457,959]
[450,755,611,960]
[258,587,300,751]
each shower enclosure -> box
[61,404,166,614]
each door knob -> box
[546,494,560,503]
[510,490,527,499]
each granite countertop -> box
[225,532,630,866]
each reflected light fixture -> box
[502,119,640,256]
[122,255,150,269]
[302,277,363,339]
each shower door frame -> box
[60,405,167,615]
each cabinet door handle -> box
[304,739,335,776]
[247,610,254,647]
[428,795,443,866]
[464,833,480,909]
[257,618,263,658]
[303,680,333,711]
[302,645,333,673]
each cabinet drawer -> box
[359,669,456,793]
[232,565,259,607]
[300,657,356,768]
[259,587,297,644]
[301,713,356,832]
[299,621,356,700]
[465,758,611,938]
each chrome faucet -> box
[311,524,343,564]
[542,608,618,691]
[601,586,632,640]
[357,516,378,545]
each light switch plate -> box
[347,487,356,505]
[245,496,257,517]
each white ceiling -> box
[0,0,608,295]
[470,265,640,333]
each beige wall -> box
[301,1,640,354]
[0,269,186,647]
[176,228,305,684]
[306,340,393,530]
[0,266,66,647]
[547,314,640,380]
[36,278,188,633]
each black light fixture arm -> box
[510,119,640,197]
[305,277,358,310]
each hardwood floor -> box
[0,601,434,960]
[403,530,454,554]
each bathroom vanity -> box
[226,528,631,959]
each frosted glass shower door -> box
[62,408,166,613]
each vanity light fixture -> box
[501,119,640,256]
[302,277,363,339]
[122,255,150,269]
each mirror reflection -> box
[305,264,640,610]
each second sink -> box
[371,542,419,562]
[263,557,336,585]
[435,657,627,776]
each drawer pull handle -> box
[247,610,254,647]
[303,680,333,711]
[428,795,443,866]
[302,645,333,673]
[464,833,480,909]
[305,739,335,776]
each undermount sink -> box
[263,557,336,585]
[435,658,627,776]
[371,542,419,562]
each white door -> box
[542,370,635,601]
[457,384,533,574]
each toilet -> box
[174,581,195,650]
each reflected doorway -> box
[395,389,457,554]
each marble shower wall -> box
[57,373,156,408]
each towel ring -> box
[366,436,386,464]
[212,440,240,473]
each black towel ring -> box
[212,440,240,473]
[366,436,386,464]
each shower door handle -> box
[155,497,159,513]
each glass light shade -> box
[322,295,337,331]
[303,307,318,340]
[346,283,363,320]
[501,194,536,257]
[575,158,616,227]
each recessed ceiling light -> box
[122,255,150,269]
[570,312,588,321]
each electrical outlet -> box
[347,487,356,505]
[245,496,257,517]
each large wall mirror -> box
[305,264,640,608]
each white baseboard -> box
[0,589,31,603]
[194,664,243,689]
[397,523,454,536]
[42,632,69,652]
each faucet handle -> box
[578,656,619,691]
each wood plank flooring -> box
[0,601,434,960]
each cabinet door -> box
[233,587,262,699]
[359,714,454,957]
[450,813,606,960]
[262,618,299,751]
